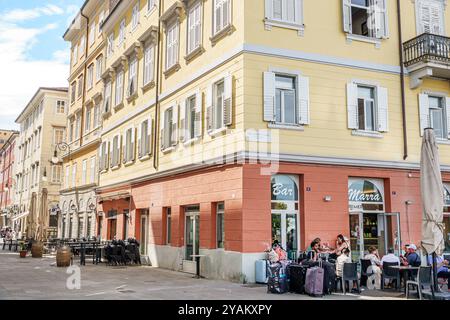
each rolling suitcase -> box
[305,261,324,297]
[322,261,337,294]
[255,259,269,284]
[267,263,288,294]
[288,264,308,294]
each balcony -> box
[403,33,450,88]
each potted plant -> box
[19,241,27,258]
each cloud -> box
[1,4,65,23]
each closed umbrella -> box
[420,128,445,292]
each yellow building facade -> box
[63,0,450,281]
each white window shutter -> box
[263,72,276,122]
[295,0,303,25]
[297,75,310,125]
[223,74,233,126]
[119,134,124,164]
[265,0,273,19]
[195,91,202,138]
[374,0,389,38]
[419,93,430,137]
[347,83,359,129]
[171,104,178,146]
[446,97,450,138]
[109,139,113,168]
[148,117,153,155]
[377,86,389,132]
[206,83,213,132]
[160,112,166,150]
[343,0,352,33]
[179,99,187,142]
[131,127,136,161]
[137,123,142,158]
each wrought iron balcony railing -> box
[403,33,450,67]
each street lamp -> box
[52,142,71,165]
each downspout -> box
[80,9,90,147]
[153,0,163,170]
[397,0,408,160]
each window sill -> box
[161,146,175,154]
[351,130,383,139]
[437,139,450,145]
[208,127,227,137]
[124,160,134,167]
[346,34,382,48]
[138,154,151,161]
[100,170,108,174]
[164,63,181,78]
[102,110,112,119]
[145,7,157,18]
[210,24,233,46]
[268,123,305,131]
[264,18,304,36]
[111,165,120,171]
[114,102,124,111]
[141,81,155,93]
[183,137,200,146]
[126,92,138,103]
[184,46,204,63]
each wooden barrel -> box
[31,242,43,258]
[56,246,72,267]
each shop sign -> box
[271,175,299,201]
[348,178,384,212]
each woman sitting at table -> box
[364,246,382,289]
[328,234,351,260]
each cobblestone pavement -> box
[0,252,406,300]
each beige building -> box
[13,87,68,239]
[0,130,16,150]
[59,0,111,239]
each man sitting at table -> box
[428,254,450,291]
[405,244,421,267]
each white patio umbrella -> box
[420,128,445,292]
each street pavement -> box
[0,251,406,300]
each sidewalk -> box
[0,252,406,300]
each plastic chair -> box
[360,259,373,287]
[337,262,360,295]
[406,266,432,300]
[381,262,401,291]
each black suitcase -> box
[288,264,308,294]
[267,263,288,294]
[322,261,337,294]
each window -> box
[147,0,156,12]
[347,82,389,133]
[181,93,202,142]
[104,80,112,113]
[275,75,296,124]
[99,141,108,171]
[78,75,84,98]
[72,164,77,187]
[82,159,87,185]
[166,22,179,70]
[52,165,62,183]
[429,96,446,139]
[143,45,154,85]
[94,104,100,128]
[96,55,103,82]
[124,127,135,163]
[87,64,94,89]
[187,2,202,54]
[79,35,86,57]
[166,207,171,245]
[98,11,105,34]
[71,82,76,104]
[89,23,96,46]
[132,2,140,30]
[213,0,231,36]
[90,156,96,184]
[265,0,303,29]
[85,107,91,132]
[56,100,65,114]
[107,33,114,57]
[53,127,65,145]
[139,119,152,157]
[216,202,225,248]
[111,135,121,167]
[72,44,78,64]
[343,0,388,39]
[417,0,445,35]
[419,94,449,139]
[119,19,126,44]
[115,69,124,106]
[128,57,138,97]
[206,75,233,132]
[161,106,177,150]
[75,114,81,139]
[69,119,74,142]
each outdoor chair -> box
[381,262,401,291]
[406,266,432,300]
[337,262,360,295]
[360,259,373,287]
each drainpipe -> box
[153,0,163,170]
[397,0,408,160]
[80,9,90,147]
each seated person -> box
[405,244,421,267]
[273,241,287,261]
[428,254,450,290]
[307,240,321,262]
[381,248,400,266]
[364,246,382,289]
[336,248,352,278]
[329,234,351,260]
[306,238,331,253]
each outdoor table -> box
[390,265,420,292]
[190,255,206,279]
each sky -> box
[0,0,84,130]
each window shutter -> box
[295,0,303,25]
[430,3,443,35]
[446,97,450,138]
[206,83,213,132]
[180,99,186,143]
[148,117,153,155]
[419,93,430,136]
[119,134,124,164]
[297,75,310,125]
[195,91,202,138]
[263,72,276,122]
[265,0,273,19]
[109,139,113,168]
[374,0,389,38]
[377,86,389,132]
[171,104,178,146]
[137,124,142,158]
[104,142,109,169]
[223,74,233,126]
[347,83,359,129]
[131,127,136,161]
[343,0,352,33]
[160,111,166,150]
[98,145,103,171]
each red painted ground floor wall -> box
[97,162,450,255]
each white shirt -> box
[336,254,352,277]
[381,253,400,266]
